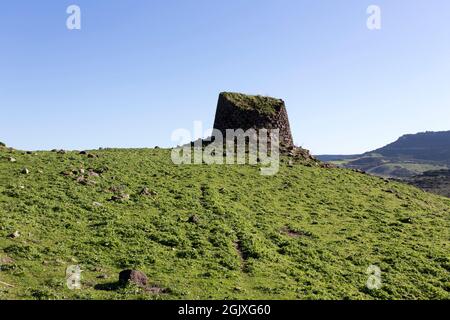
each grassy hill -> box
[0,145,449,300]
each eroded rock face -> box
[213,92,294,149]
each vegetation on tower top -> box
[220,92,284,115]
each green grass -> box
[0,147,449,300]
[221,92,283,115]
[369,163,448,175]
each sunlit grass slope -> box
[0,147,449,300]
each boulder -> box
[119,270,148,288]
[188,214,199,224]
[140,187,157,196]
[8,231,20,239]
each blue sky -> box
[1,0,449,154]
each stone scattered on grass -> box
[76,176,96,186]
[8,231,21,239]
[119,270,148,288]
[0,256,15,265]
[140,187,157,196]
[8,157,16,162]
[110,193,130,202]
[117,270,168,294]
[21,168,29,175]
[400,217,414,224]
[188,214,199,224]
[320,162,336,169]
[87,170,100,177]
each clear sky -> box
[1,0,449,154]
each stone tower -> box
[212,92,294,149]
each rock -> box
[87,170,100,177]
[400,217,413,224]
[92,202,103,207]
[140,187,157,196]
[119,270,148,288]
[76,176,86,183]
[21,168,29,175]
[87,153,97,159]
[76,176,96,186]
[188,214,199,224]
[0,256,15,265]
[108,186,122,193]
[61,170,72,177]
[8,231,20,239]
[110,193,130,202]
[8,157,16,162]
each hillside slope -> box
[316,131,450,183]
[404,170,450,198]
[0,146,449,300]
[372,131,450,163]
